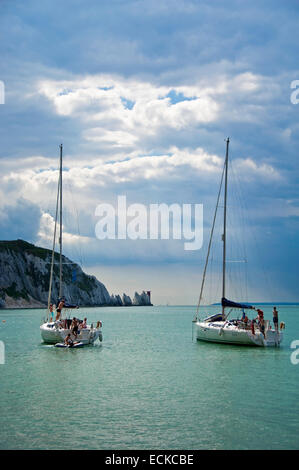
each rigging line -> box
[207,224,222,306]
[232,160,274,301]
[237,168,251,301]
[196,161,226,318]
[231,162,248,267]
[229,159,249,301]
[47,168,61,311]
[59,144,63,299]
[64,177,84,306]
[66,176,84,270]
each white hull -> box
[40,322,102,345]
[194,320,283,347]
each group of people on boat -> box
[48,297,91,339]
[56,316,88,336]
[239,306,280,338]
[62,318,102,346]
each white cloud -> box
[29,69,288,185]
[37,70,278,141]
[83,129,139,147]
[233,72,261,92]
[37,211,91,248]
[1,145,281,226]
[37,74,221,146]
[234,157,281,181]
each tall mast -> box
[47,167,60,311]
[195,162,225,319]
[59,143,63,298]
[222,137,229,317]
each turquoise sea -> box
[0,305,298,450]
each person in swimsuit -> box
[256,309,264,321]
[242,311,249,327]
[49,304,54,322]
[64,334,74,347]
[273,307,279,332]
[56,298,66,321]
[259,317,265,338]
[71,317,79,338]
[254,309,263,327]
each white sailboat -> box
[193,138,283,347]
[40,144,102,345]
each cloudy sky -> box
[0,0,298,304]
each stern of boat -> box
[40,323,64,344]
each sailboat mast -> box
[59,143,63,299]
[47,169,60,311]
[222,137,229,317]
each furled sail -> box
[221,297,254,309]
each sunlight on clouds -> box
[37,212,91,248]
[2,146,281,213]
[83,129,139,147]
[235,158,281,181]
[37,75,219,142]
[233,72,261,92]
[1,71,283,244]
[36,70,280,149]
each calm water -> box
[0,305,298,450]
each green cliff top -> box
[0,239,60,261]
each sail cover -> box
[221,297,254,309]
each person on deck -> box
[259,317,266,338]
[56,298,79,322]
[55,299,65,321]
[255,309,264,324]
[273,307,279,333]
[251,319,255,335]
[71,317,79,338]
[242,311,249,326]
[49,304,54,322]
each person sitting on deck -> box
[80,318,87,329]
[241,310,249,326]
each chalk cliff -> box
[0,240,152,308]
